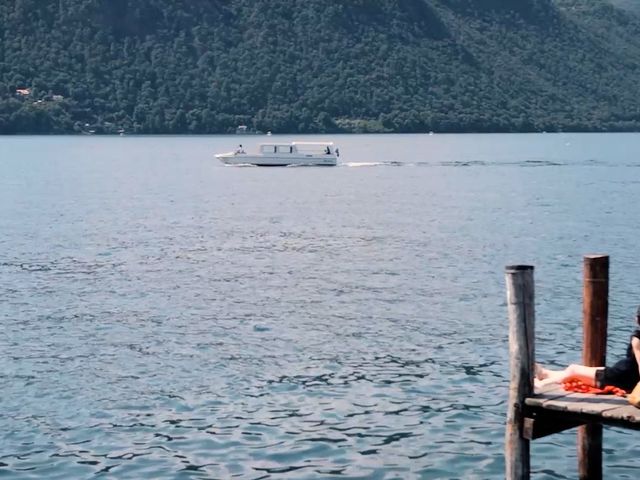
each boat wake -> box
[343,161,403,167]
[222,159,600,168]
[344,159,574,167]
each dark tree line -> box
[2,0,640,134]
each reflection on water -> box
[2,133,640,478]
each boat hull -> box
[216,153,337,167]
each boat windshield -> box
[257,143,335,155]
[294,143,334,154]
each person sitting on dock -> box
[536,306,640,392]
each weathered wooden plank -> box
[600,405,640,423]
[525,404,640,432]
[530,393,626,415]
[523,415,584,440]
[525,390,640,432]
[579,254,608,480]
[505,265,535,480]
[526,384,567,406]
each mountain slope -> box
[1,0,640,133]
[608,0,640,15]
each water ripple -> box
[3,134,640,478]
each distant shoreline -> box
[3,131,640,137]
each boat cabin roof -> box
[259,142,334,147]
[258,142,336,155]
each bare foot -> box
[535,377,558,389]
[535,363,549,380]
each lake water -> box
[2,133,640,479]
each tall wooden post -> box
[578,255,609,480]
[505,265,535,480]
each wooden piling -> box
[578,255,609,480]
[505,265,535,480]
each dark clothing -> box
[596,329,640,391]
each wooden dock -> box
[505,255,640,480]
[525,384,640,439]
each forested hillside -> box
[609,0,640,15]
[2,0,640,134]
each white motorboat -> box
[215,142,339,166]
